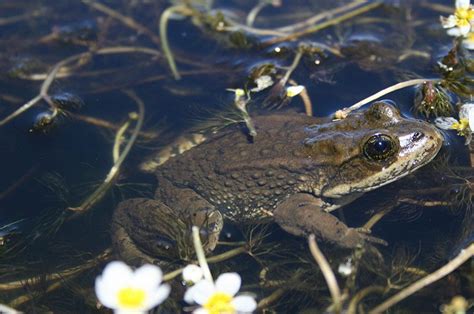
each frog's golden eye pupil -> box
[364,134,396,161]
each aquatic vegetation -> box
[95,261,170,313]
[0,0,473,312]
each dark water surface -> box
[0,0,473,312]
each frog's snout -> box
[413,122,444,157]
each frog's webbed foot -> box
[274,193,386,248]
[112,198,223,267]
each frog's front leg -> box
[112,182,223,266]
[273,193,367,248]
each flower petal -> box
[459,22,472,36]
[95,276,119,308]
[183,264,204,284]
[95,261,134,308]
[463,103,474,130]
[441,15,457,28]
[193,307,209,314]
[232,295,257,313]
[215,273,241,297]
[456,0,470,9]
[434,117,459,130]
[447,26,465,36]
[459,103,474,119]
[144,284,171,309]
[131,264,163,291]
[463,35,474,49]
[185,280,215,305]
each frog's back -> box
[156,112,325,220]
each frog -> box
[111,101,443,266]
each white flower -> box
[463,32,474,49]
[183,264,204,284]
[95,261,170,314]
[250,75,273,92]
[286,85,305,98]
[435,103,474,144]
[440,0,474,36]
[184,272,257,314]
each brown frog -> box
[111,101,443,266]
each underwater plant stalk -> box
[263,1,382,46]
[163,245,247,281]
[335,78,430,119]
[369,243,474,313]
[308,234,342,313]
[0,46,161,128]
[82,0,161,46]
[67,90,144,214]
[159,5,187,80]
[347,286,385,314]
[192,226,213,282]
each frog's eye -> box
[363,134,397,161]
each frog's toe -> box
[355,230,388,246]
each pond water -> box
[0,0,473,313]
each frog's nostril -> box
[412,132,424,141]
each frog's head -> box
[304,101,443,198]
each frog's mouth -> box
[322,125,444,198]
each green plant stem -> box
[263,1,382,46]
[159,5,186,80]
[192,226,213,282]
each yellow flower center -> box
[451,118,470,134]
[204,292,235,314]
[117,287,146,309]
[455,7,474,24]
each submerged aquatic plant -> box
[414,81,453,118]
[95,261,170,314]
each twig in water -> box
[246,0,281,27]
[67,90,145,214]
[257,288,286,310]
[159,5,192,80]
[334,78,430,119]
[192,226,213,282]
[0,46,160,128]
[289,79,313,116]
[81,0,161,46]
[368,243,474,313]
[163,246,247,281]
[262,2,382,46]
[308,234,342,313]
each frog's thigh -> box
[112,198,185,264]
[273,193,363,248]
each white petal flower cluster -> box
[441,0,474,49]
[184,272,257,314]
[435,103,474,144]
[95,261,170,314]
[441,0,474,36]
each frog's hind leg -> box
[111,197,223,267]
